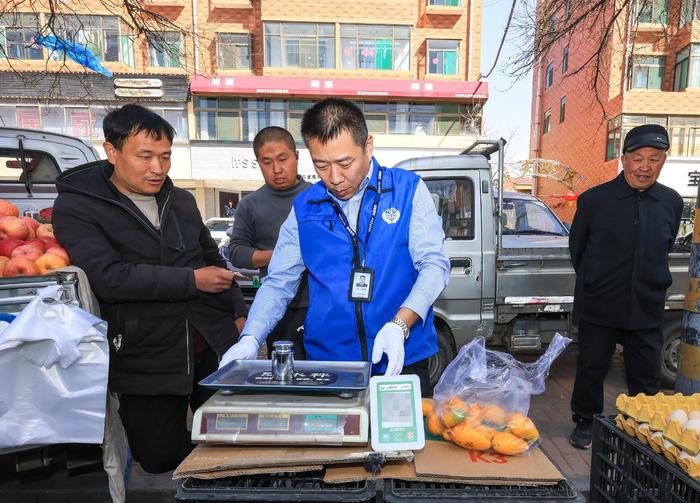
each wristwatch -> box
[390,317,410,340]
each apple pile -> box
[0,200,70,277]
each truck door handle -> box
[450,258,472,275]
[498,261,528,270]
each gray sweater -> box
[228,177,311,307]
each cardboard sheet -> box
[178,464,324,480]
[324,441,563,486]
[173,443,412,478]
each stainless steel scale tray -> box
[200,359,371,394]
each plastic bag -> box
[426,333,571,456]
[0,285,109,450]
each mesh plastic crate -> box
[590,415,700,503]
[383,478,583,502]
[175,470,376,502]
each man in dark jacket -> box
[568,124,683,449]
[227,126,310,358]
[53,104,248,473]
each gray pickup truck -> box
[396,140,690,388]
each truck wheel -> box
[428,326,455,392]
[660,319,682,390]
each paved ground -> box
[530,345,628,495]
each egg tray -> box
[615,414,700,479]
[616,392,700,430]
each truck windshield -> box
[502,198,568,236]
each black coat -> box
[569,173,682,330]
[53,161,248,395]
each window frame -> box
[0,13,43,60]
[427,0,462,5]
[606,116,622,161]
[216,33,251,70]
[562,46,569,74]
[148,31,183,68]
[424,177,476,241]
[674,45,691,91]
[48,14,133,65]
[264,22,335,69]
[629,55,665,90]
[559,96,566,123]
[635,0,669,24]
[426,39,459,75]
[545,62,554,89]
[543,109,552,134]
[679,0,700,26]
[340,23,410,71]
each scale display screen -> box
[380,390,415,428]
[258,414,290,431]
[216,414,248,430]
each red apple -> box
[36,253,68,274]
[0,256,9,276]
[0,216,30,240]
[36,223,54,238]
[0,238,25,257]
[46,246,70,264]
[23,239,45,253]
[3,257,40,277]
[11,244,43,262]
[39,207,53,222]
[21,216,40,233]
[0,200,19,218]
[38,236,59,249]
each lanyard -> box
[328,166,383,267]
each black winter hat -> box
[623,124,670,153]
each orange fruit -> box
[474,424,497,440]
[480,404,508,427]
[492,432,529,455]
[507,413,540,442]
[450,424,492,451]
[421,398,435,417]
[441,398,468,427]
[426,412,445,437]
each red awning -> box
[190,75,488,101]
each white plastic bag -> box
[0,284,109,450]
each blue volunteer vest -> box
[293,158,437,373]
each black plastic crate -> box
[175,470,376,502]
[382,478,583,502]
[590,415,700,503]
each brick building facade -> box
[0,0,487,218]
[529,0,700,226]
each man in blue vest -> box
[219,98,449,392]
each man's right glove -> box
[218,335,259,369]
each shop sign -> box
[115,88,164,98]
[114,78,163,88]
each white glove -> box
[371,322,405,376]
[218,335,260,369]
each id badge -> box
[349,267,374,302]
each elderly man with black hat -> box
[568,124,683,449]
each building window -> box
[264,22,334,69]
[340,24,410,71]
[548,15,557,43]
[562,46,569,73]
[565,0,572,21]
[148,32,182,68]
[51,15,133,65]
[16,107,41,130]
[630,55,665,89]
[428,0,461,5]
[427,40,458,75]
[543,109,551,134]
[635,0,668,24]
[0,13,42,60]
[674,44,700,90]
[680,0,700,26]
[545,62,554,89]
[559,96,566,123]
[216,33,251,70]
[669,116,700,157]
[606,116,622,160]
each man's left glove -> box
[218,335,259,369]
[371,322,405,376]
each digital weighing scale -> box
[192,358,371,446]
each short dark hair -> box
[300,98,368,148]
[103,104,175,150]
[252,126,296,158]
